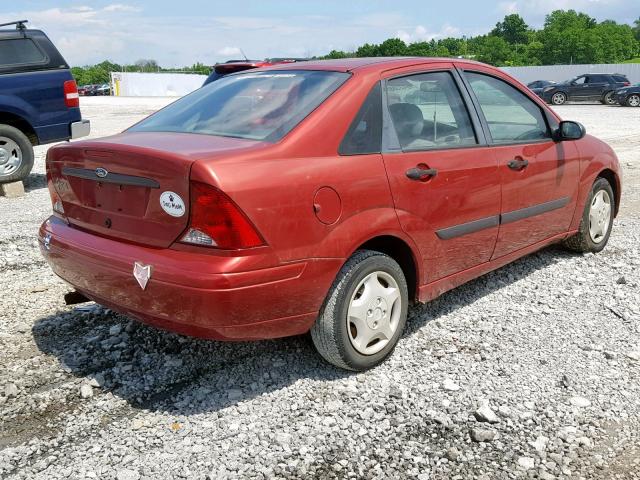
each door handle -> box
[406,166,438,181]
[507,159,529,170]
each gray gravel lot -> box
[1,98,639,479]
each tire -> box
[0,124,34,184]
[626,94,640,107]
[551,92,567,105]
[310,250,409,371]
[563,177,615,253]
[603,91,617,106]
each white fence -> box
[110,72,207,97]
[500,64,640,84]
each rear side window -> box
[0,38,46,66]
[130,70,350,142]
[613,75,628,83]
[339,82,382,155]
[588,75,608,83]
[465,72,551,144]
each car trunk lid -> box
[47,132,264,248]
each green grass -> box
[622,58,640,63]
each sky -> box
[3,0,638,67]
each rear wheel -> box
[551,92,567,105]
[563,177,615,253]
[311,250,408,371]
[603,91,617,106]
[626,94,640,107]
[0,125,34,184]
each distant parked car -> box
[203,58,307,86]
[94,84,111,96]
[540,73,630,106]
[614,83,640,107]
[0,20,89,183]
[40,58,621,370]
[527,80,555,97]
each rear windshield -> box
[130,70,350,142]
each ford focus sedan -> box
[40,58,621,371]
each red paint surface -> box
[40,58,622,341]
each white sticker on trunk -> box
[160,191,185,217]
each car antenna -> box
[239,48,249,61]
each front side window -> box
[386,71,477,151]
[465,72,551,144]
[0,38,46,67]
[130,70,350,142]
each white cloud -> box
[103,4,142,13]
[396,24,461,43]
[216,46,243,56]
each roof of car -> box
[262,57,485,73]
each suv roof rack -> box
[0,20,28,30]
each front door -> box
[461,68,581,258]
[381,67,501,283]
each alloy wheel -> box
[552,92,566,105]
[604,92,616,105]
[628,94,640,107]
[588,189,612,244]
[347,271,402,355]
[0,136,22,178]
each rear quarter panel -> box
[0,69,80,143]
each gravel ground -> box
[0,98,639,480]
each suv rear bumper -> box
[71,119,90,139]
[39,216,341,340]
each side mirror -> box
[555,120,586,141]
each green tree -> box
[634,17,640,41]
[491,14,529,44]
[475,36,513,65]
[378,38,407,56]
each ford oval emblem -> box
[95,167,108,178]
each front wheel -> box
[311,250,408,371]
[563,177,615,253]
[551,92,567,105]
[626,94,640,107]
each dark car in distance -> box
[0,20,89,183]
[540,73,630,106]
[614,83,640,107]
[527,80,555,97]
[203,58,307,86]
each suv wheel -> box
[626,94,640,107]
[0,125,34,184]
[563,177,615,253]
[603,91,617,106]
[551,92,566,105]
[311,250,409,371]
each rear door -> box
[459,66,580,258]
[583,74,608,100]
[381,64,500,282]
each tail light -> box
[180,181,264,249]
[46,172,65,216]
[63,80,80,108]
[623,82,630,86]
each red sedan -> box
[40,58,621,371]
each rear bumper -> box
[70,119,90,139]
[39,216,342,340]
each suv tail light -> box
[180,181,264,249]
[63,80,80,108]
[623,82,630,86]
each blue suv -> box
[0,20,89,183]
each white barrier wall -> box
[500,64,640,84]
[110,72,207,97]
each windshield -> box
[130,70,350,142]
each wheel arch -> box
[597,168,621,217]
[351,234,420,303]
[0,111,39,145]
